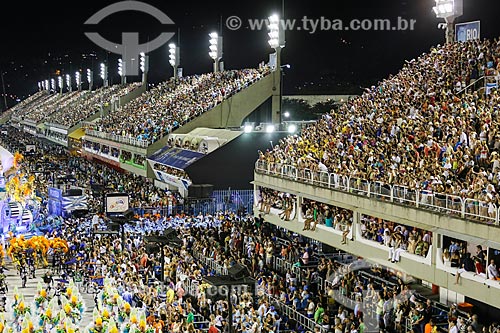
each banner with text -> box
[456,21,480,42]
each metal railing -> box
[45,122,70,130]
[192,248,326,333]
[84,129,150,148]
[264,293,327,333]
[192,250,228,275]
[255,161,499,226]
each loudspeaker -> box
[228,263,250,280]
[188,185,202,198]
[64,189,83,196]
[200,184,214,198]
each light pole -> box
[268,14,286,125]
[66,74,72,92]
[75,71,82,91]
[87,69,94,91]
[169,43,180,79]
[45,80,50,92]
[140,52,149,85]
[57,76,63,95]
[433,0,463,44]
[209,32,223,73]
[118,59,126,85]
[38,82,42,92]
[99,63,108,87]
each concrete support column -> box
[432,231,441,266]
[352,211,360,240]
[271,48,282,125]
[296,195,303,223]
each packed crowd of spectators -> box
[1,125,497,333]
[10,83,141,127]
[49,83,142,127]
[3,91,48,119]
[261,39,500,217]
[0,127,182,212]
[26,91,88,123]
[88,66,270,144]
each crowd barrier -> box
[131,190,254,218]
[255,161,499,226]
[84,128,150,148]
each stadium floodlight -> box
[283,111,290,118]
[57,76,63,94]
[287,124,297,134]
[266,124,275,133]
[209,32,223,72]
[99,63,107,87]
[118,58,126,84]
[140,52,147,73]
[169,43,180,79]
[244,124,253,133]
[45,80,50,92]
[433,0,463,44]
[118,59,123,76]
[268,14,285,50]
[75,71,81,91]
[38,82,42,91]
[87,68,94,91]
[66,74,71,92]
[140,52,149,84]
[50,79,56,92]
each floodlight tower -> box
[433,0,463,44]
[57,76,63,95]
[87,69,94,91]
[75,71,82,91]
[118,59,126,84]
[99,63,108,87]
[169,43,180,79]
[267,13,286,125]
[140,52,149,84]
[209,32,223,73]
[66,74,72,92]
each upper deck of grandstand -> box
[260,39,500,220]
[11,83,142,127]
[46,82,142,128]
[83,66,270,145]
[2,90,47,119]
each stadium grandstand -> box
[1,3,500,333]
[254,37,500,321]
[83,67,271,145]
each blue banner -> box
[148,147,204,170]
[48,187,62,200]
[456,21,480,42]
[62,195,88,212]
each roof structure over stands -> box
[148,147,205,170]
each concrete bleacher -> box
[79,69,277,182]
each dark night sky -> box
[0,0,499,108]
